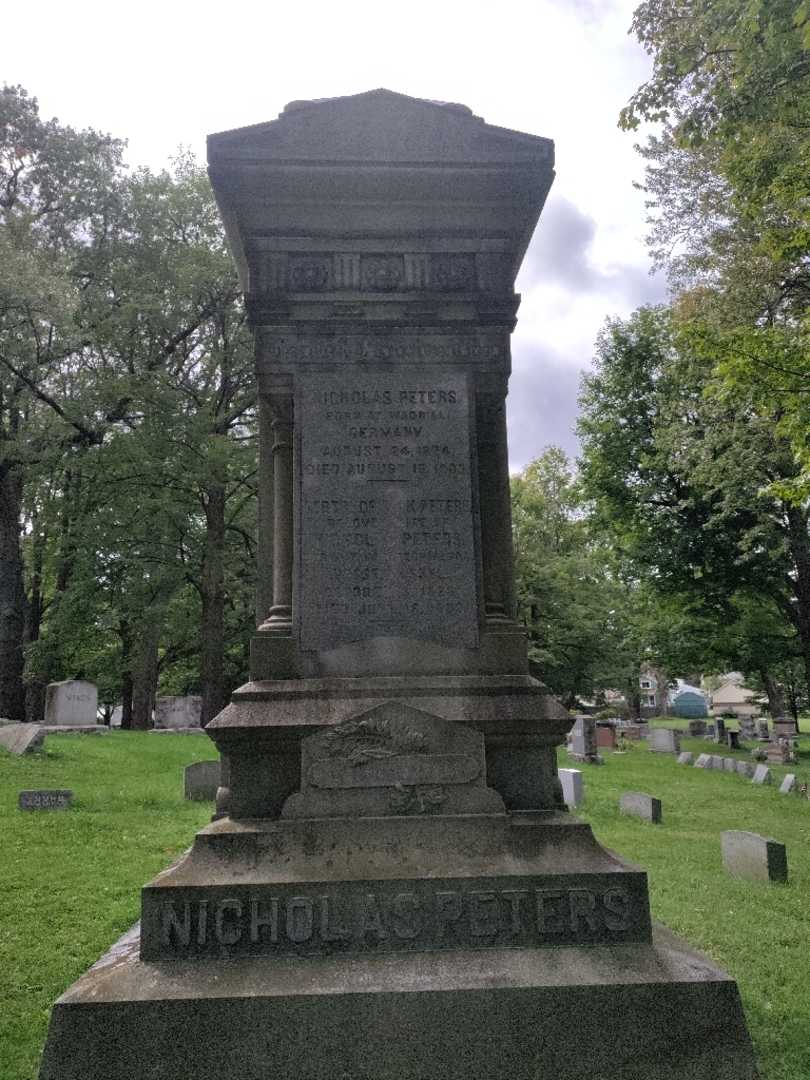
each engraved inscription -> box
[262,333,507,367]
[145,877,650,960]
[309,754,480,789]
[298,370,478,651]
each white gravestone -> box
[752,765,772,785]
[558,767,584,807]
[44,680,98,726]
[154,696,203,729]
[110,705,123,728]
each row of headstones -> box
[16,759,222,814]
[19,680,205,729]
[559,768,788,884]
[680,751,801,795]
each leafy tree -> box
[578,306,810,704]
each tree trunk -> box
[0,462,27,720]
[131,618,160,730]
[786,504,810,728]
[200,482,227,727]
[120,620,134,730]
[23,507,47,722]
[759,668,786,719]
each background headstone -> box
[714,718,726,742]
[110,705,123,728]
[649,728,680,754]
[44,680,98,726]
[595,724,616,750]
[757,720,770,740]
[619,791,662,824]
[694,753,711,768]
[752,765,772,785]
[19,789,72,811]
[710,755,725,769]
[735,761,755,778]
[677,752,693,766]
[779,774,796,795]
[558,767,583,807]
[154,696,203,730]
[721,831,787,884]
[184,760,221,801]
[738,717,756,741]
[0,723,44,755]
[726,731,740,750]
[568,715,600,764]
[772,719,798,739]
[706,723,717,739]
[723,757,736,772]
[687,719,707,738]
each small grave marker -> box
[721,831,787,884]
[19,789,73,811]
[184,760,221,801]
[677,752,693,766]
[752,765,771,785]
[558,767,583,807]
[694,753,711,769]
[723,758,736,773]
[619,792,662,824]
[779,774,796,795]
[735,761,754,778]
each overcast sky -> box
[2,0,666,470]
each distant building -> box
[709,681,759,718]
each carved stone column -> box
[254,392,275,627]
[259,394,293,634]
[476,381,516,623]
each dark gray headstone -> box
[0,723,44,755]
[19,789,72,811]
[726,730,740,750]
[184,760,221,801]
[735,760,755,778]
[687,719,707,738]
[619,792,662,824]
[721,831,787,883]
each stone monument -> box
[43,679,98,725]
[39,90,757,1080]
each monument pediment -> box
[208,89,553,167]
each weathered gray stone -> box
[726,730,740,750]
[710,755,725,770]
[721,831,787,883]
[694,753,712,768]
[735,760,755,778]
[619,792,662,824]
[649,728,680,754]
[19,789,72,811]
[38,90,758,1080]
[0,723,43,755]
[779,773,796,794]
[41,725,108,735]
[687,719,707,738]
[752,764,772,785]
[184,760,221,801]
[723,757,736,772]
[558,766,583,806]
[154,695,202,729]
[283,703,503,818]
[40,920,758,1080]
[568,714,600,764]
[44,680,97,726]
[677,751,693,766]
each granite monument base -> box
[40,921,756,1080]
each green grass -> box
[2,730,809,1079]
[0,733,215,1080]
[563,734,810,1080]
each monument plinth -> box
[39,91,758,1080]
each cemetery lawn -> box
[0,733,215,1080]
[562,732,810,1080]
[2,731,809,1080]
